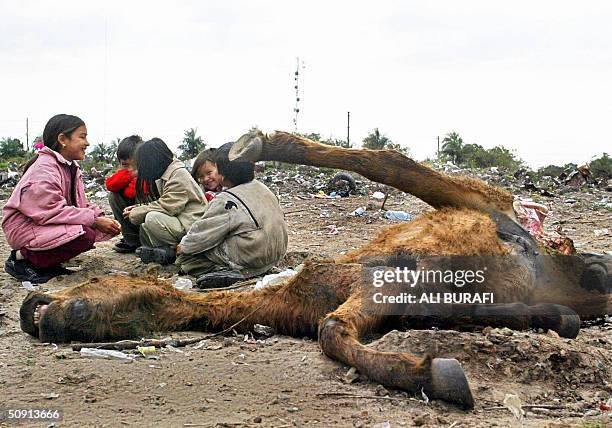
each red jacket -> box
[105,169,137,199]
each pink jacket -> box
[2,147,111,251]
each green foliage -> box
[440,131,465,164]
[295,132,321,142]
[0,137,26,159]
[88,142,116,163]
[362,128,390,150]
[536,163,577,178]
[178,128,206,160]
[439,131,522,172]
[589,152,612,179]
[362,128,409,154]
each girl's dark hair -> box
[214,142,255,186]
[117,135,143,161]
[22,114,85,173]
[135,138,174,202]
[190,148,217,181]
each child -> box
[176,142,288,287]
[105,135,143,253]
[191,148,223,201]
[125,138,207,264]
[2,114,121,283]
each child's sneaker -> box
[4,250,56,284]
[196,270,245,289]
[113,238,139,253]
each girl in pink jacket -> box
[2,114,120,283]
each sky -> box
[1,0,611,168]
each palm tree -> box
[362,128,391,150]
[441,132,464,164]
[178,128,206,160]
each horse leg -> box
[318,290,474,408]
[409,302,580,339]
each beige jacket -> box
[129,159,207,231]
[180,180,288,276]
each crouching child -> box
[176,142,288,288]
[125,138,207,264]
[2,114,120,283]
[105,135,143,253]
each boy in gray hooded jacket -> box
[176,142,287,287]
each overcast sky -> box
[1,0,611,168]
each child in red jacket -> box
[106,135,143,252]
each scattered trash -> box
[137,346,157,356]
[94,190,108,198]
[503,393,525,421]
[173,277,193,291]
[371,191,385,200]
[350,206,366,216]
[326,224,339,235]
[384,210,414,221]
[80,347,134,362]
[327,172,356,197]
[372,422,391,428]
[165,345,184,353]
[420,387,429,405]
[255,268,298,290]
[41,392,60,400]
[344,367,359,384]
[253,324,275,337]
[21,281,35,291]
[594,228,610,237]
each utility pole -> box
[26,117,29,151]
[347,112,350,146]
[292,57,302,132]
[437,135,440,158]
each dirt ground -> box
[0,168,611,428]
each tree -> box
[178,128,206,160]
[440,132,464,164]
[89,142,115,163]
[362,128,391,150]
[589,153,612,179]
[0,137,25,159]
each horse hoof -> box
[430,358,474,409]
[229,131,263,162]
[552,305,580,339]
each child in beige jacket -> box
[124,138,207,264]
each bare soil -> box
[0,169,611,428]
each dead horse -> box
[19,131,612,409]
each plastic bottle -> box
[80,348,134,362]
[384,210,414,221]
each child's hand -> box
[93,217,121,236]
[176,244,182,255]
[123,205,135,220]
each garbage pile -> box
[0,159,610,205]
[431,161,612,199]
